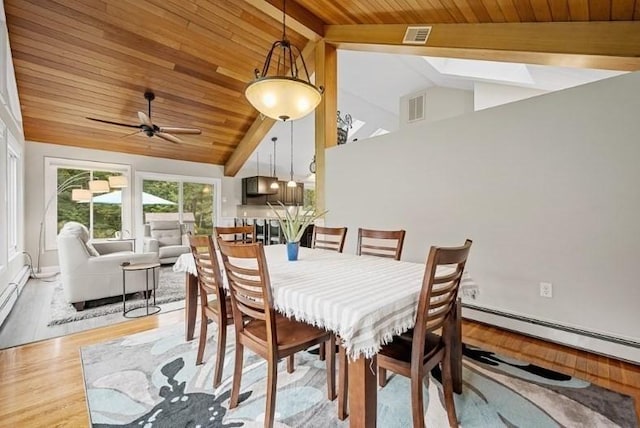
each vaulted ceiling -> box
[4,0,640,174]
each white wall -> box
[0,1,27,316]
[474,81,548,110]
[326,72,640,346]
[400,87,474,128]
[25,141,242,268]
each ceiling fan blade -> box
[121,129,143,138]
[155,132,183,144]
[158,126,202,135]
[86,117,141,129]
[138,111,154,128]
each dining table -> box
[173,244,476,427]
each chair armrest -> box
[181,232,191,246]
[143,237,159,254]
[92,240,133,254]
[87,252,159,272]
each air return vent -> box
[403,26,431,45]
[408,93,425,122]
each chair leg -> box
[411,372,426,428]
[378,367,387,387]
[265,356,278,428]
[326,335,336,400]
[229,343,244,409]
[286,355,294,374]
[195,314,208,365]
[337,345,348,420]
[319,344,326,361]
[441,352,458,427]
[213,321,227,387]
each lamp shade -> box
[71,188,92,202]
[88,180,110,193]
[287,179,297,188]
[108,175,128,189]
[245,77,322,121]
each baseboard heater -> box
[462,302,640,350]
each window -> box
[44,158,130,250]
[7,144,18,257]
[55,168,123,239]
[139,173,219,237]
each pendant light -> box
[270,137,280,189]
[287,121,296,188]
[244,0,323,121]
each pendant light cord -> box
[290,121,294,180]
[282,0,287,41]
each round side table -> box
[122,262,161,318]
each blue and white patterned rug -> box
[80,323,637,427]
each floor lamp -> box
[34,172,127,276]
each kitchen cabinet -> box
[265,181,304,205]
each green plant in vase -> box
[268,201,327,261]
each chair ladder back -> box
[416,240,472,336]
[217,240,276,328]
[215,226,256,244]
[188,235,225,309]
[357,228,406,260]
[312,226,348,253]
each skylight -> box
[423,57,534,85]
[369,128,390,138]
[348,119,366,139]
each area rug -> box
[48,267,185,326]
[80,324,637,427]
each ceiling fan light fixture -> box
[245,1,323,121]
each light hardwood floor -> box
[0,276,184,349]
[1,310,638,426]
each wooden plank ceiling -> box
[5,0,639,168]
[4,0,309,164]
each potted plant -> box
[268,201,327,261]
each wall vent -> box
[408,93,425,122]
[403,26,432,45]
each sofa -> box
[57,222,160,311]
[143,221,190,264]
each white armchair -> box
[143,221,190,264]
[57,222,159,311]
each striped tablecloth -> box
[173,245,476,359]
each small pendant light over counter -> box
[270,137,280,189]
[287,121,296,188]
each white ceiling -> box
[237,50,625,184]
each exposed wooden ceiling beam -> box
[245,0,325,40]
[224,40,316,177]
[325,22,640,71]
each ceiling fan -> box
[86,91,201,144]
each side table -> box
[122,262,161,318]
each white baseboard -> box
[463,304,640,364]
[0,266,30,327]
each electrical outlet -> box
[539,282,553,298]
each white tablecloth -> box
[174,245,477,359]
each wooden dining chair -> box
[356,228,406,260]
[217,240,336,428]
[377,239,472,428]
[337,227,407,419]
[311,226,348,252]
[188,235,232,388]
[214,225,255,244]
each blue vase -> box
[286,241,299,261]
